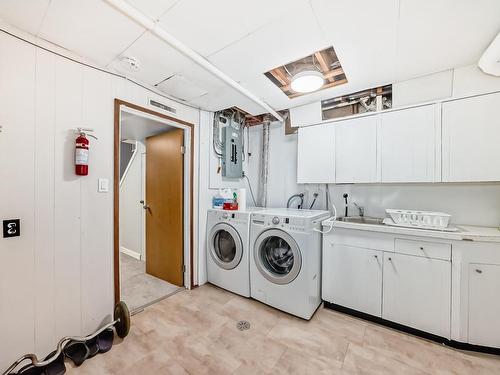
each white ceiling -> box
[0,0,499,115]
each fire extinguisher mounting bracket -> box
[76,127,98,140]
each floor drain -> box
[236,320,250,331]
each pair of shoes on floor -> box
[10,328,114,374]
[64,328,114,367]
[10,351,65,375]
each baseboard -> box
[324,302,500,356]
[120,246,141,260]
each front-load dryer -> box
[206,208,261,297]
[249,208,330,319]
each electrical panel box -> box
[222,119,243,179]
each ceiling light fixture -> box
[290,70,324,93]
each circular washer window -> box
[253,229,301,285]
[209,223,243,270]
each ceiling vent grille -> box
[149,98,177,114]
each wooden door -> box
[382,253,451,338]
[145,129,184,286]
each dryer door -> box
[253,229,302,285]
[209,223,243,270]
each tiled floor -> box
[67,284,500,374]
[120,253,182,312]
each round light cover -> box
[290,70,324,93]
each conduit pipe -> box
[104,0,284,122]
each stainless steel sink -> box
[336,216,384,225]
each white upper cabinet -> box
[442,92,500,182]
[335,116,378,183]
[379,105,438,182]
[297,123,335,183]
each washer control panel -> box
[252,214,308,232]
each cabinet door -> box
[297,124,335,183]
[383,253,451,338]
[442,92,500,182]
[323,242,382,317]
[380,105,437,182]
[468,263,500,347]
[335,116,378,183]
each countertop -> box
[322,219,500,243]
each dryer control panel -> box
[211,210,249,225]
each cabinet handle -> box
[419,246,424,250]
[388,257,392,261]
[475,269,483,274]
[374,255,378,259]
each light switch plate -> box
[98,178,109,193]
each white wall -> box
[119,141,145,258]
[0,30,202,368]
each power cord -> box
[242,172,257,206]
[314,185,337,234]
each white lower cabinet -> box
[322,243,382,317]
[468,263,500,347]
[382,253,451,338]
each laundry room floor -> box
[67,284,500,374]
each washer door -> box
[209,223,243,270]
[253,229,301,285]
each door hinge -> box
[180,146,185,154]
[182,264,186,273]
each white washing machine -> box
[206,208,262,297]
[249,208,330,320]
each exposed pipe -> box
[104,0,284,122]
[258,119,270,207]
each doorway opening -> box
[114,99,194,313]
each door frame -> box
[113,99,195,305]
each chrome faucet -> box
[353,202,365,217]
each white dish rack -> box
[385,209,451,230]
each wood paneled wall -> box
[0,31,200,369]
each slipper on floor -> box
[43,351,65,375]
[12,364,44,375]
[96,329,114,354]
[63,342,89,367]
[85,337,99,359]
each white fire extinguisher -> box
[75,128,97,176]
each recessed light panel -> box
[264,46,347,98]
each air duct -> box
[104,0,284,122]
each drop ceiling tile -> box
[396,0,500,80]
[124,0,179,20]
[158,0,309,57]
[157,0,250,56]
[38,0,145,66]
[0,0,51,36]
[208,1,329,82]
[311,0,398,90]
[156,74,208,101]
[108,32,191,85]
